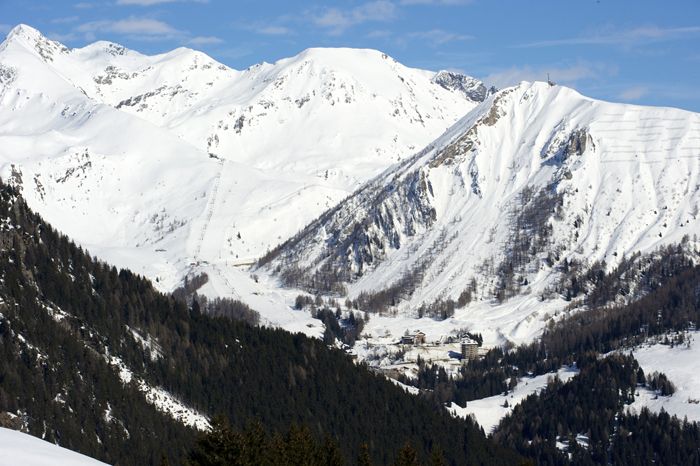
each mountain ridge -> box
[0,25,483,331]
[260,80,700,345]
[3,24,700,347]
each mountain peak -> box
[298,46,389,58]
[6,23,44,42]
[276,46,397,71]
[79,40,134,58]
[3,23,69,61]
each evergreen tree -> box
[357,443,373,466]
[393,442,420,466]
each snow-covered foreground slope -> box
[264,80,700,345]
[0,25,484,329]
[0,428,107,466]
[629,334,700,423]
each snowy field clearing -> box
[448,366,579,433]
[628,333,700,423]
[0,428,106,465]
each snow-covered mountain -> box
[261,81,700,344]
[4,24,700,345]
[0,25,484,328]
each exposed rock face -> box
[432,70,491,103]
[433,70,496,102]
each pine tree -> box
[319,435,345,466]
[429,445,446,466]
[188,415,236,466]
[357,443,373,466]
[394,442,420,466]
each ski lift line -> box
[212,263,242,300]
[637,117,687,122]
[600,155,700,164]
[635,126,686,131]
[603,149,637,155]
[591,120,639,125]
[192,163,224,260]
[599,159,649,164]
[590,129,637,133]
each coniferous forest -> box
[2,173,700,464]
[0,179,521,464]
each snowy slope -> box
[0,428,107,466]
[628,334,700,423]
[0,25,483,261]
[263,81,700,345]
[0,25,483,328]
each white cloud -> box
[74,2,96,8]
[618,85,649,100]
[215,46,253,60]
[483,61,617,89]
[518,25,700,48]
[187,35,223,45]
[77,17,181,40]
[313,1,396,35]
[48,32,79,42]
[367,29,392,38]
[51,16,80,24]
[409,29,472,45]
[116,0,208,5]
[256,25,292,35]
[400,0,472,4]
[235,20,294,36]
[117,0,174,4]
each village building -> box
[400,331,426,346]
[461,338,479,361]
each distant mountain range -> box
[2,24,700,345]
[0,24,489,329]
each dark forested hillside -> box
[494,354,700,465]
[0,180,519,465]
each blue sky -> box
[1,0,699,111]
